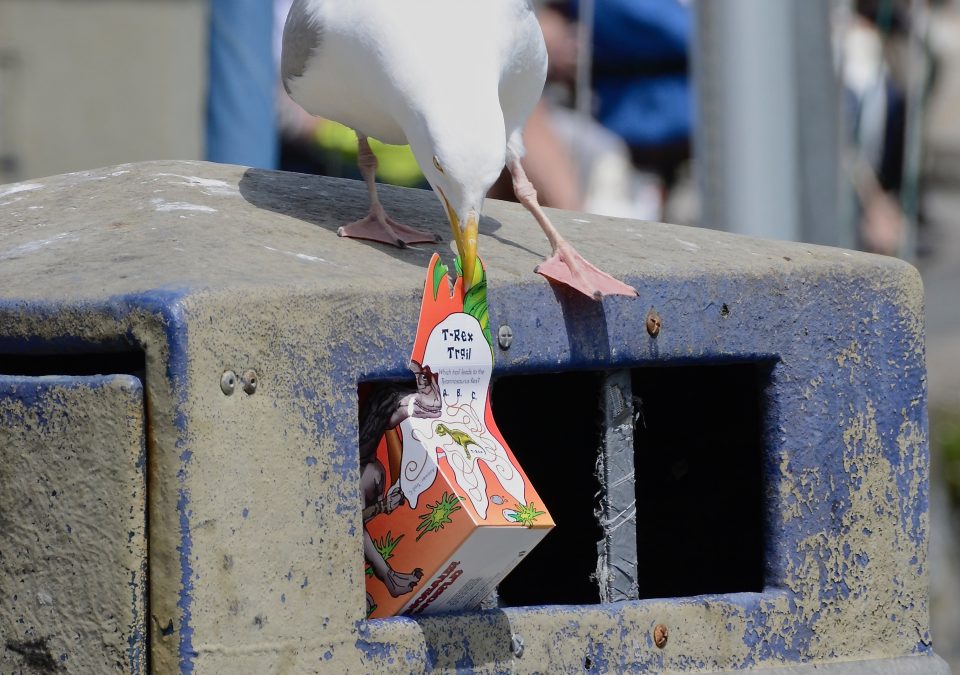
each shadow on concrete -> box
[555,286,612,365]
[237,167,542,268]
[484,230,547,260]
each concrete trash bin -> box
[0,161,949,673]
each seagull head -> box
[406,103,506,291]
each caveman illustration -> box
[358,360,440,599]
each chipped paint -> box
[0,160,947,673]
[0,182,43,199]
[151,198,218,213]
[155,173,240,197]
[263,245,327,264]
[0,232,75,260]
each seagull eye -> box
[432,155,444,174]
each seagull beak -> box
[461,211,479,291]
[437,187,480,292]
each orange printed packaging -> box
[360,254,554,618]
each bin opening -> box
[493,362,770,606]
[0,349,145,378]
[360,359,770,613]
[632,362,769,599]
[491,370,605,606]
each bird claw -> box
[535,241,638,300]
[338,212,439,248]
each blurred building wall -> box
[0,0,208,184]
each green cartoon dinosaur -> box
[435,423,482,460]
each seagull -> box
[281,0,637,300]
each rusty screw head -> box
[646,310,661,338]
[240,369,259,395]
[220,370,237,396]
[653,624,668,649]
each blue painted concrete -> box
[0,254,932,670]
[0,289,196,673]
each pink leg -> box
[338,135,441,248]
[508,157,638,300]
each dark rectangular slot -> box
[0,350,146,380]
[491,371,604,606]
[632,362,768,598]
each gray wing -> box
[281,0,323,94]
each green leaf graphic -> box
[464,280,492,350]
[509,502,546,528]
[416,492,463,541]
[365,531,404,577]
[453,256,492,355]
[432,260,449,300]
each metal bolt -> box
[646,310,661,338]
[241,369,259,395]
[510,633,524,658]
[498,324,513,350]
[653,624,668,649]
[220,370,237,395]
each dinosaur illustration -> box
[434,423,482,460]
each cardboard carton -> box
[361,254,554,618]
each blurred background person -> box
[575,0,693,221]
[840,0,911,255]
[490,0,694,222]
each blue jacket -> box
[572,0,693,148]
